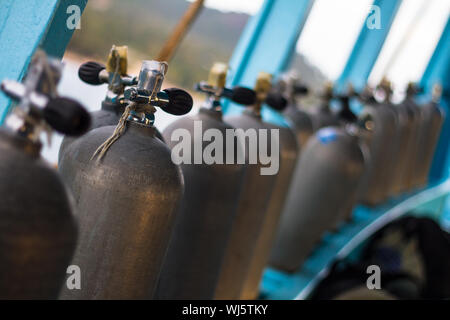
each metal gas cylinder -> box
[59,46,163,163]
[414,84,446,187]
[156,63,256,300]
[269,124,366,272]
[357,85,398,206]
[335,86,358,125]
[384,85,417,196]
[309,82,340,131]
[58,60,192,299]
[224,72,299,300]
[396,83,424,192]
[0,51,90,299]
[278,72,313,147]
[374,79,402,199]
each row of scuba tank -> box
[0,45,444,300]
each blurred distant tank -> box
[309,82,340,131]
[413,84,445,187]
[269,91,366,272]
[0,51,90,299]
[358,83,398,206]
[279,72,313,147]
[156,63,256,300]
[387,83,417,196]
[225,72,299,300]
[58,60,192,299]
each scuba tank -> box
[414,84,445,187]
[278,72,313,147]
[269,94,366,273]
[58,60,192,299]
[374,79,401,199]
[309,82,340,131]
[0,50,90,299]
[357,84,398,206]
[398,83,423,191]
[156,63,256,300]
[59,46,163,163]
[225,72,299,300]
[215,76,294,300]
[387,84,417,196]
[335,86,358,125]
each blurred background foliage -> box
[67,0,327,101]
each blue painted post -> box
[420,17,450,182]
[223,0,313,126]
[0,0,87,122]
[335,0,402,93]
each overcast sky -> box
[195,0,449,91]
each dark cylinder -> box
[156,62,248,299]
[413,87,445,187]
[157,108,246,299]
[58,122,183,299]
[0,129,77,299]
[358,97,398,206]
[222,72,299,299]
[58,60,186,299]
[269,126,365,272]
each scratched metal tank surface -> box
[269,126,365,272]
[214,113,278,300]
[0,129,77,299]
[156,108,246,300]
[58,122,183,299]
[414,98,445,187]
[398,96,423,191]
[387,102,416,196]
[283,102,314,146]
[225,109,299,300]
[358,100,397,206]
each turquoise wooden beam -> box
[0,0,88,122]
[335,0,402,93]
[420,17,450,183]
[223,0,313,126]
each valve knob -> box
[265,92,288,111]
[78,61,106,85]
[229,86,256,105]
[161,88,193,115]
[293,84,309,95]
[43,97,91,136]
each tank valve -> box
[78,45,137,102]
[1,50,90,141]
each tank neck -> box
[202,95,223,113]
[125,121,157,138]
[199,107,223,121]
[243,108,262,121]
[101,100,126,115]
